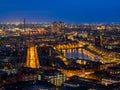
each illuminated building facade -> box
[45,73,67,86]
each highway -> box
[26,46,40,68]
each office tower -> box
[51,22,64,34]
[95,35,103,47]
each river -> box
[61,48,100,61]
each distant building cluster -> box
[51,22,64,34]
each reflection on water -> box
[61,48,99,61]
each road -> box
[26,46,40,68]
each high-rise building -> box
[51,22,64,34]
[95,35,103,47]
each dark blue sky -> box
[0,0,120,23]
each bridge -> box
[53,41,86,50]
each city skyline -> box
[0,0,120,23]
[0,1,120,89]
